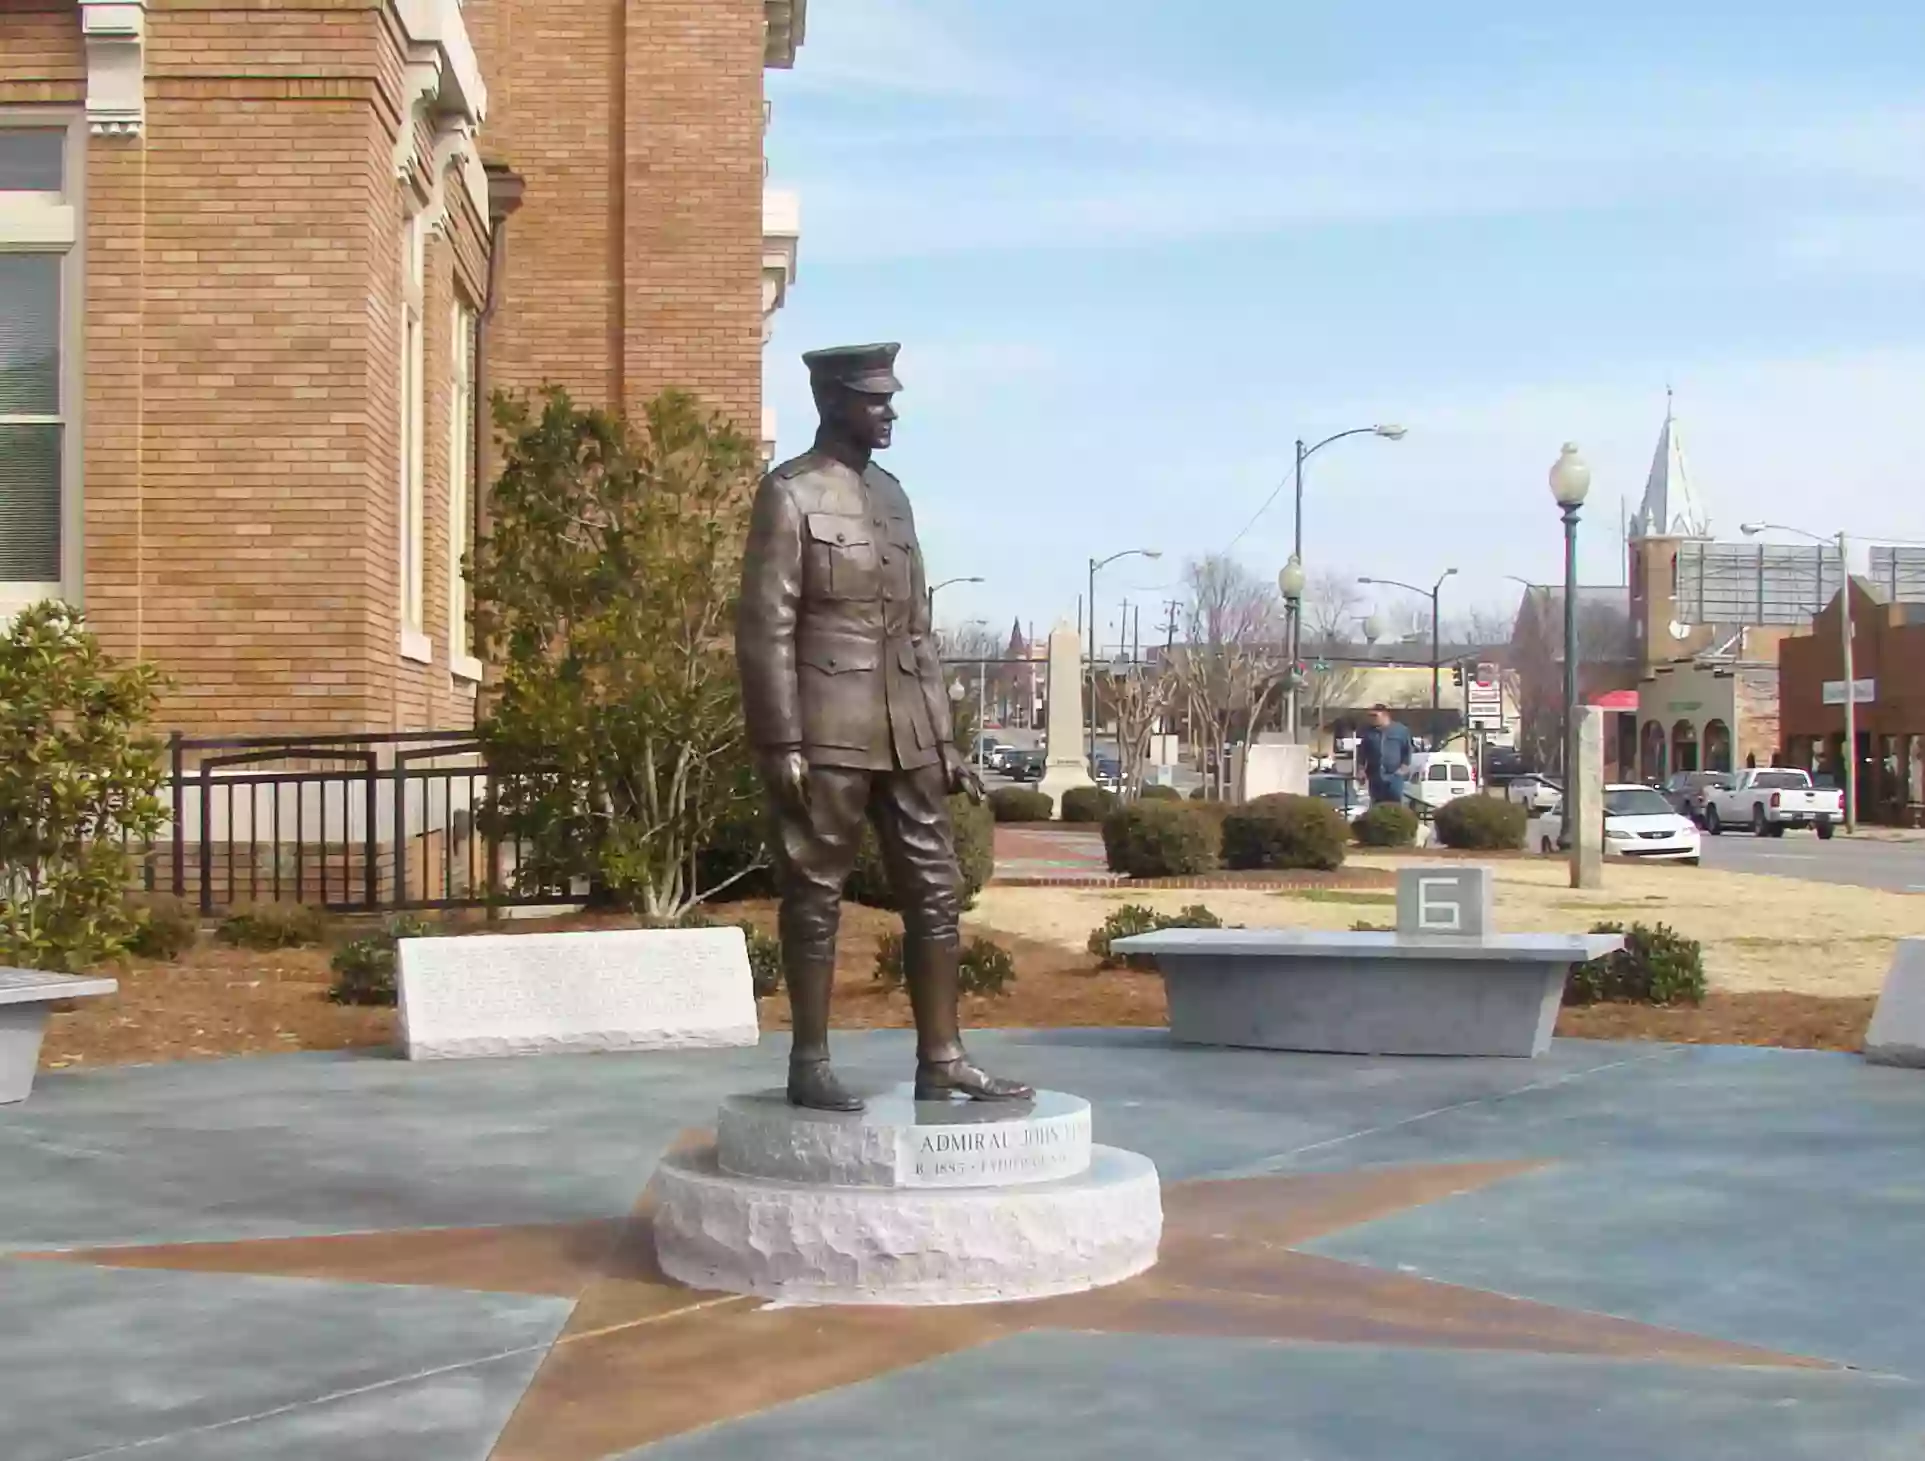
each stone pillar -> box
[1572,705,1605,889]
[1035,620,1095,817]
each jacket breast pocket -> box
[803,512,878,601]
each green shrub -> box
[1353,801,1420,848]
[1138,784,1182,802]
[1101,803,1217,878]
[217,903,327,950]
[846,793,993,911]
[1433,795,1527,851]
[693,778,776,903]
[1568,922,1706,1006]
[1220,794,1348,871]
[988,787,1053,823]
[327,915,431,1007]
[0,602,168,973]
[1060,785,1118,823]
[1087,902,1225,968]
[741,924,783,999]
[873,930,1016,996]
[126,897,199,961]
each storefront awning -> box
[1589,689,1639,711]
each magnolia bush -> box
[0,602,166,970]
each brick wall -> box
[468,0,766,437]
[2,0,492,736]
[4,0,767,738]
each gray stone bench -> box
[1,968,119,1103]
[1112,866,1622,1059]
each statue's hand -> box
[763,750,811,816]
[943,746,986,805]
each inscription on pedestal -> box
[900,1107,1092,1186]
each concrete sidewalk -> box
[4,1032,1923,1459]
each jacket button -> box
[835,532,846,543]
[881,554,892,566]
[827,657,838,668]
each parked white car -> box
[1702,768,1842,838]
[1530,783,1702,865]
[1505,773,1562,814]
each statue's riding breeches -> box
[770,762,960,961]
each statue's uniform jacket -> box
[736,449,961,958]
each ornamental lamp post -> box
[1548,443,1592,857]
[1278,554,1307,741]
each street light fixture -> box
[1548,443,1591,862]
[926,574,985,618]
[1088,548,1162,767]
[1743,520,1856,833]
[1279,425,1407,742]
[1357,568,1458,713]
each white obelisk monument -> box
[1036,620,1096,818]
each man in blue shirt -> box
[1357,704,1413,806]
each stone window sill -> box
[449,651,484,685]
[400,627,434,665]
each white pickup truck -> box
[1702,768,1843,839]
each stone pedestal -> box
[1572,706,1605,889]
[1865,939,1925,1068]
[653,1085,1161,1305]
[1241,740,1310,800]
[1035,619,1095,817]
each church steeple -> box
[1631,387,1711,540]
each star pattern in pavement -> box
[20,1147,1834,1461]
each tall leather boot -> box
[783,948,863,1112]
[906,937,1035,1103]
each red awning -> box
[1589,689,1639,711]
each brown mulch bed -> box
[37,901,1876,1071]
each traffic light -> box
[1451,662,1465,688]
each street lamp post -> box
[1549,444,1592,857]
[1287,425,1407,738]
[1088,548,1162,769]
[1743,521,1856,833]
[1278,555,1307,740]
[926,575,984,618]
[1357,568,1458,719]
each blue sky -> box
[763,0,1924,647]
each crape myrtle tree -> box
[468,387,764,919]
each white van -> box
[1405,751,1478,812]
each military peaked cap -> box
[802,342,902,395]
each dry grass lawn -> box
[966,854,1922,998]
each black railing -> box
[154,731,576,915]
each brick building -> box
[1779,580,1925,827]
[0,0,804,735]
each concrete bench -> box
[0,968,119,1103]
[1111,865,1622,1059]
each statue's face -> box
[826,387,897,451]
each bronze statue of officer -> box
[736,343,1033,1113]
